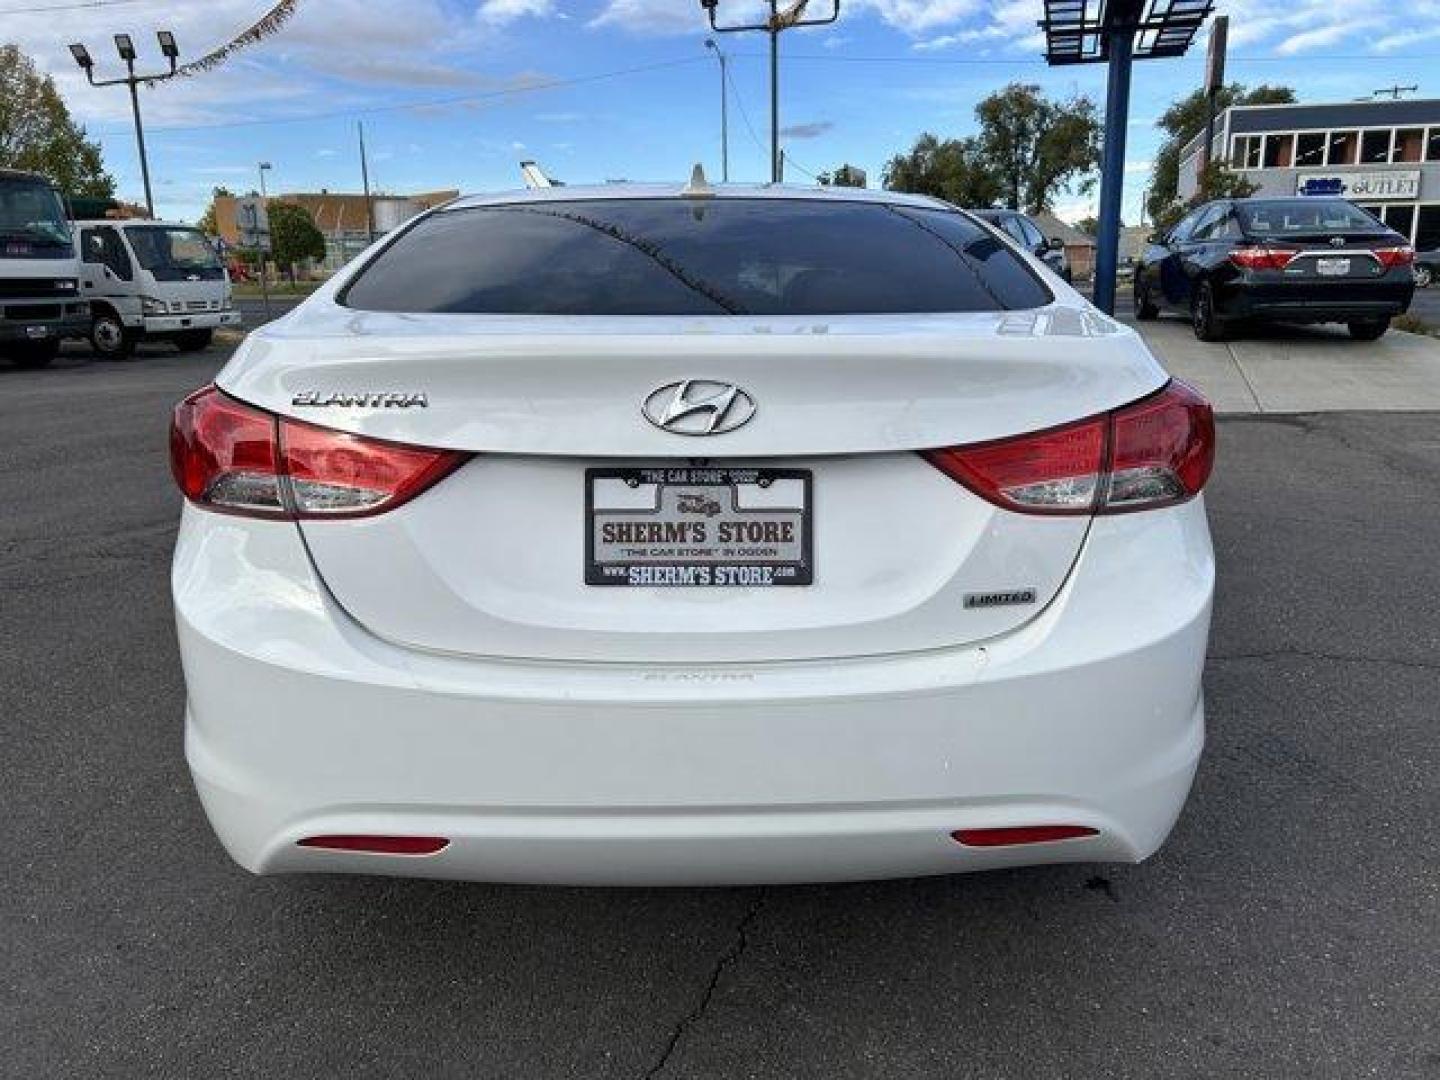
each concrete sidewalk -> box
[1128,316,1440,413]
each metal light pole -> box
[358,122,376,243]
[257,162,272,320]
[704,39,729,182]
[69,32,179,218]
[701,1,840,183]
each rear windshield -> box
[340,198,1052,316]
[1237,200,1384,236]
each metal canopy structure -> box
[1041,0,1213,65]
[1039,1,1216,314]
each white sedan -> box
[170,183,1215,885]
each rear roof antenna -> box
[682,163,714,198]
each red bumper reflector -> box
[296,835,450,856]
[951,825,1098,848]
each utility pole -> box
[358,122,376,244]
[257,162,272,320]
[1200,15,1227,198]
[704,39,730,182]
[69,32,179,218]
[701,1,841,183]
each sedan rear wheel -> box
[1348,317,1390,342]
[1134,276,1159,320]
[1190,282,1227,342]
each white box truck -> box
[0,169,88,369]
[75,218,240,357]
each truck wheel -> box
[10,339,61,369]
[174,329,214,352]
[90,311,137,359]
[1348,318,1390,341]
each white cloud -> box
[477,0,555,24]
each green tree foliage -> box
[1151,163,1260,233]
[884,85,1100,212]
[1075,215,1100,236]
[197,186,233,235]
[882,133,1002,208]
[1147,82,1294,223]
[817,163,867,188]
[268,201,325,277]
[0,43,114,197]
[974,83,1101,213]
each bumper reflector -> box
[296,835,450,856]
[951,825,1098,848]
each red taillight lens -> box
[1229,247,1296,271]
[923,415,1107,515]
[170,385,467,519]
[923,380,1214,516]
[1374,246,1415,269]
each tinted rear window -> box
[1237,200,1385,236]
[340,198,1051,316]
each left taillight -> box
[922,380,1215,516]
[170,385,468,519]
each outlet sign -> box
[1296,170,1420,200]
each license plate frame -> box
[585,466,813,587]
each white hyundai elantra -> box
[171,183,1215,886]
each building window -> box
[1383,205,1415,241]
[1232,134,1262,169]
[1426,128,1440,163]
[1417,206,1440,252]
[1263,133,1294,168]
[1394,128,1424,163]
[1328,130,1358,165]
[1294,132,1326,167]
[1361,129,1391,164]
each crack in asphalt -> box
[1210,648,1440,674]
[643,894,766,1079]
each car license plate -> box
[1316,257,1351,276]
[586,466,812,587]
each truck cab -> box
[0,169,88,368]
[75,219,240,357]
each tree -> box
[818,164,867,188]
[1074,215,1100,237]
[1147,82,1294,223]
[0,43,113,197]
[883,133,1002,208]
[268,202,325,279]
[197,186,233,235]
[1150,162,1260,233]
[974,83,1101,213]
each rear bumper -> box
[1221,280,1412,322]
[174,500,1214,886]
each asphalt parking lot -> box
[4,340,1439,1078]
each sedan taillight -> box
[170,385,468,519]
[1228,247,1297,271]
[1373,246,1415,269]
[922,381,1215,516]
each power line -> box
[0,0,156,13]
[143,55,708,133]
[723,62,767,157]
[733,49,1440,66]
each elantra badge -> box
[642,379,756,435]
[292,391,428,408]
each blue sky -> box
[7,0,1440,225]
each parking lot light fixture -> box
[70,30,181,219]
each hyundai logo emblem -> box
[642,379,757,436]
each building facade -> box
[212,189,458,273]
[1179,98,1440,252]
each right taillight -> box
[170,385,468,520]
[923,380,1214,516]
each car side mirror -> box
[1047,236,1064,251]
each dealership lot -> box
[3,340,1437,1077]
